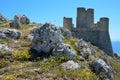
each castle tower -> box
[63,17,73,30]
[99,17,109,30]
[98,17,113,56]
[86,8,94,27]
[76,7,86,28]
[76,7,94,28]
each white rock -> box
[0,44,11,53]
[52,43,75,59]
[26,34,34,41]
[61,60,80,69]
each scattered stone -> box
[0,44,11,53]
[61,60,80,69]
[92,58,113,80]
[0,28,21,39]
[52,43,75,59]
[75,39,95,58]
[25,34,34,41]
[0,13,7,23]
[75,39,88,47]
[31,23,64,56]
[33,68,40,73]
[9,14,30,28]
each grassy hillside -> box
[0,23,120,80]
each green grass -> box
[0,59,8,68]
[0,23,120,80]
[0,22,10,28]
[36,56,99,80]
[0,56,99,80]
[108,57,120,80]
[2,74,15,80]
[64,37,79,54]
[12,49,31,61]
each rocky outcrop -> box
[0,13,7,23]
[61,28,72,39]
[92,58,113,80]
[75,39,95,59]
[52,43,75,59]
[31,23,75,58]
[9,14,30,28]
[31,23,63,55]
[61,60,80,69]
[0,28,21,39]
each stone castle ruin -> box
[63,7,113,56]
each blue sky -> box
[0,0,120,41]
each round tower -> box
[86,8,94,27]
[100,17,109,31]
[76,7,86,28]
[77,7,86,17]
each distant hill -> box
[112,41,120,54]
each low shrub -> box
[12,49,31,61]
[66,69,99,80]
[64,37,79,54]
[0,59,8,68]
[1,74,15,80]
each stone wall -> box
[99,31,113,56]
[72,28,113,56]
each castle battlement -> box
[63,7,113,56]
[99,17,109,29]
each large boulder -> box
[31,23,64,56]
[0,28,21,39]
[61,60,80,69]
[92,58,113,80]
[20,15,30,24]
[52,43,75,59]
[9,14,30,28]
[75,39,95,59]
[0,13,7,23]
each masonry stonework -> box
[63,7,113,56]
[63,17,73,30]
